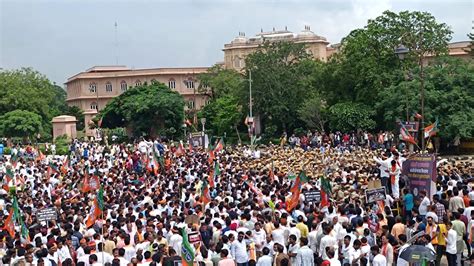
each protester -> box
[0,132,473,266]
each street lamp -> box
[395,44,426,152]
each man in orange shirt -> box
[390,216,406,241]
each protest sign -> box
[365,187,386,203]
[304,190,321,203]
[402,154,437,200]
[37,207,58,222]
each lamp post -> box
[395,44,426,152]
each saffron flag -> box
[174,143,185,157]
[60,156,69,175]
[286,188,300,212]
[413,113,423,119]
[82,170,100,193]
[424,119,439,138]
[208,150,215,164]
[36,151,45,162]
[269,161,275,182]
[320,176,332,208]
[201,180,212,204]
[248,181,264,203]
[400,123,417,145]
[86,197,101,228]
[3,209,15,237]
[214,139,224,153]
[181,228,195,266]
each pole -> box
[114,22,118,65]
[419,55,425,152]
[249,70,253,150]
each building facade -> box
[223,26,332,71]
[65,26,471,137]
[65,66,209,136]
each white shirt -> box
[295,245,314,266]
[230,240,249,263]
[419,197,430,215]
[252,229,266,251]
[169,234,183,256]
[256,255,273,266]
[446,229,457,254]
[372,254,387,266]
[272,228,286,247]
[319,234,337,260]
[328,258,341,266]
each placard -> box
[304,190,321,203]
[37,207,58,222]
[402,154,437,200]
[365,187,386,203]
[188,231,201,244]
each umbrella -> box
[399,245,436,263]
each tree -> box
[327,103,376,132]
[100,82,184,137]
[198,65,243,99]
[64,106,85,131]
[0,68,68,139]
[198,96,243,136]
[242,41,314,132]
[0,110,43,139]
[328,11,452,105]
[297,93,327,132]
[377,57,474,139]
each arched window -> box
[105,82,113,92]
[90,102,98,110]
[233,56,241,68]
[185,78,194,89]
[135,80,142,87]
[168,79,176,89]
[151,79,158,84]
[187,100,195,109]
[120,81,127,92]
[89,83,97,93]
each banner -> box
[37,207,58,222]
[365,187,386,203]
[402,154,437,200]
[304,190,321,203]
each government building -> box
[65,26,470,136]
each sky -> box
[0,0,472,84]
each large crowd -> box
[0,132,473,266]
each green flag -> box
[214,161,220,177]
[287,170,296,180]
[12,196,21,221]
[97,187,104,211]
[299,171,309,183]
[268,200,275,211]
[321,176,332,195]
[180,228,195,266]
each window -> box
[187,100,195,109]
[105,82,113,92]
[151,79,158,84]
[90,102,98,110]
[233,57,241,68]
[168,79,176,89]
[206,99,211,105]
[120,81,127,92]
[89,83,97,93]
[185,79,194,89]
[135,80,141,87]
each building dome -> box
[297,26,327,41]
[232,32,248,44]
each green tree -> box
[377,57,474,139]
[242,41,314,132]
[0,68,68,139]
[297,93,327,132]
[327,103,376,132]
[0,110,43,139]
[64,106,85,130]
[100,82,184,138]
[328,11,452,105]
[198,65,243,99]
[198,96,243,136]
